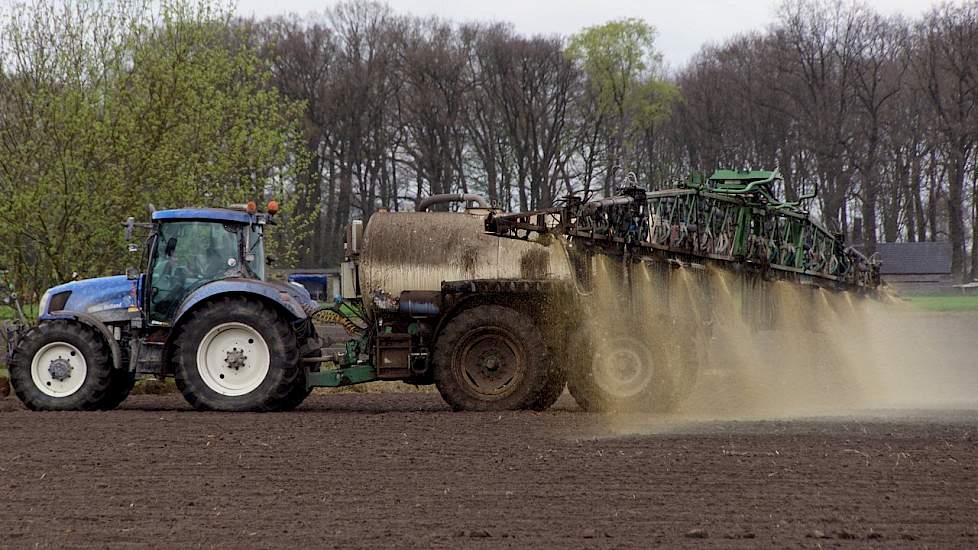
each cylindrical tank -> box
[358,210,572,300]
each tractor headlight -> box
[39,290,52,316]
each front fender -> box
[172,279,309,328]
[37,312,124,370]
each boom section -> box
[485,172,881,293]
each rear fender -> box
[171,280,309,330]
[162,282,314,373]
[36,312,124,370]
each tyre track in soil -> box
[0,393,976,549]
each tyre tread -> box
[173,297,300,412]
[433,305,551,412]
[9,320,114,411]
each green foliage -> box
[0,0,308,302]
[566,18,679,177]
[0,304,36,321]
[628,77,681,137]
[907,295,978,312]
[567,18,663,117]
[566,17,678,126]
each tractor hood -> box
[39,275,135,323]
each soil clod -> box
[835,529,859,539]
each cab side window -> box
[148,222,240,322]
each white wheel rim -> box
[196,322,271,397]
[31,341,88,398]
[591,337,655,398]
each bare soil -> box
[1,391,976,549]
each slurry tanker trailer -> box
[2,170,880,412]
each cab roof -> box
[151,208,255,224]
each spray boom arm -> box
[485,171,880,292]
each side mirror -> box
[126,267,140,280]
[124,217,135,241]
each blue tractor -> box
[4,203,324,412]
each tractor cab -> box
[141,205,272,323]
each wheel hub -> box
[591,337,655,399]
[31,341,88,398]
[477,353,503,379]
[609,351,641,379]
[224,348,248,370]
[47,357,72,381]
[196,322,271,397]
[455,329,526,398]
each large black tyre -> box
[174,297,300,412]
[433,305,552,411]
[99,369,136,410]
[566,326,678,413]
[9,320,114,411]
[526,355,566,411]
[271,369,313,412]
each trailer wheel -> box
[174,297,299,412]
[433,305,551,411]
[527,357,566,411]
[566,328,677,413]
[9,320,114,411]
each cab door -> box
[146,221,241,323]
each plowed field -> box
[1,392,976,549]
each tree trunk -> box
[947,150,966,281]
[971,164,978,281]
[861,181,879,254]
[911,151,926,242]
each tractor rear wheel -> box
[174,297,299,412]
[98,369,136,410]
[9,320,114,411]
[433,305,552,411]
[271,369,313,411]
[566,327,677,413]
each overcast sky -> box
[235,0,940,66]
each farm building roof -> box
[877,241,952,275]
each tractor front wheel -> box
[9,320,114,411]
[174,297,300,412]
[99,369,136,410]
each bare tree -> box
[911,2,978,280]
